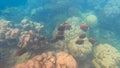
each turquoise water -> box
[0,0,120,68]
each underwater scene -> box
[0,0,120,68]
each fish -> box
[63,23,72,30]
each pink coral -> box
[13,51,78,68]
[56,52,78,68]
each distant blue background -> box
[0,0,27,10]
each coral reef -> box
[13,51,78,68]
[0,19,13,29]
[52,17,96,63]
[64,16,83,41]
[17,18,44,33]
[0,19,49,67]
[17,30,46,50]
[0,19,46,48]
[68,37,93,60]
[5,28,20,40]
[84,14,98,27]
[0,20,18,43]
[0,19,14,42]
[51,23,72,43]
[0,13,120,68]
[0,29,7,42]
[0,28,20,45]
[0,19,50,65]
[17,30,36,48]
[1,0,120,68]
[56,51,78,68]
[92,44,120,68]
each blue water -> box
[0,0,120,68]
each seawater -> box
[0,0,120,68]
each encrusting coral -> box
[13,51,78,68]
[92,44,120,68]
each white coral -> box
[5,28,20,39]
[20,18,44,32]
[0,29,7,42]
[17,30,34,48]
[0,19,12,29]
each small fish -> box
[88,38,96,44]
[63,23,72,30]
[50,37,58,43]
[57,31,64,35]
[79,33,86,39]
[39,35,45,41]
[55,34,64,40]
[80,23,89,32]
[75,39,84,45]
[57,25,65,31]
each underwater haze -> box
[0,0,120,68]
